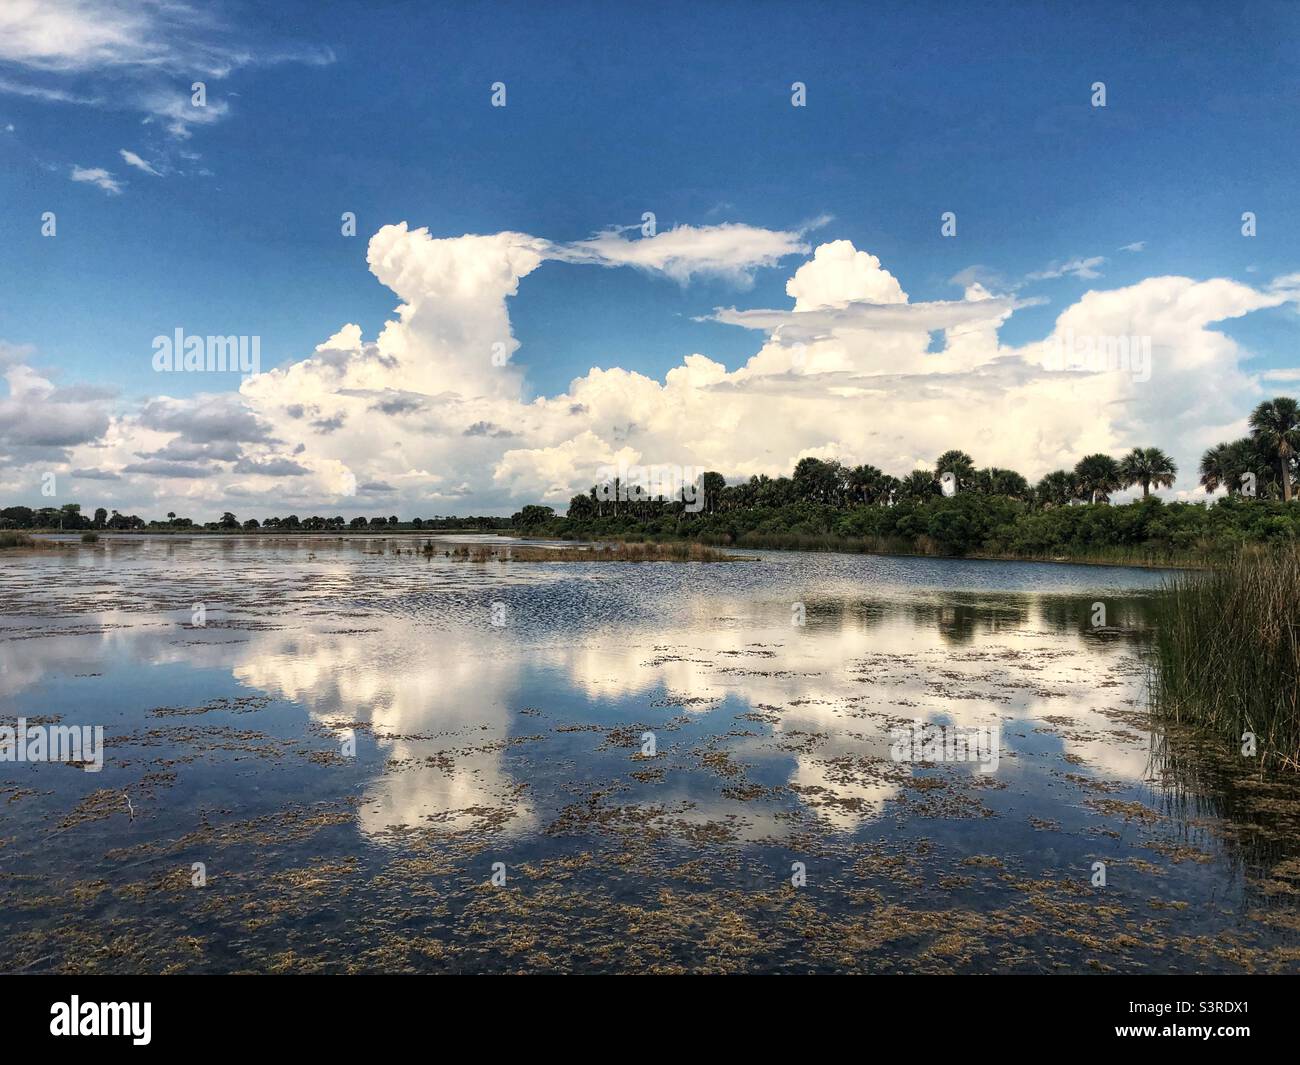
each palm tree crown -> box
[1073,453,1122,504]
[1035,470,1078,508]
[934,450,976,492]
[899,469,938,501]
[1199,443,1229,494]
[1248,396,1300,502]
[1119,446,1177,498]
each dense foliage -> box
[524,494,1300,561]
[515,399,1300,561]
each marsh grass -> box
[1150,545,1300,770]
[0,531,36,549]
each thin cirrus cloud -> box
[0,0,333,138]
[0,74,102,105]
[70,164,123,194]
[1024,255,1107,282]
[707,295,1032,339]
[0,0,334,76]
[546,221,818,286]
[953,253,1112,294]
[119,148,161,176]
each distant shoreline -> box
[13,528,1201,570]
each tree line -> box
[507,397,1300,560]
[0,506,510,532]
[553,396,1300,523]
[4,398,1296,539]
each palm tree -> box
[847,464,885,504]
[700,471,726,514]
[1073,453,1121,504]
[934,450,976,492]
[1248,396,1300,502]
[899,469,938,501]
[1118,447,1177,498]
[793,457,839,504]
[825,460,851,506]
[1225,436,1281,498]
[1199,443,1230,494]
[1035,470,1078,508]
[970,467,1027,499]
[983,467,1031,500]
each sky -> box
[2,0,1299,519]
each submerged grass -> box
[690,531,1207,568]
[1150,545,1300,770]
[512,541,743,562]
[430,540,743,563]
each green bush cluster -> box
[524,495,1300,563]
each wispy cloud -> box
[0,0,332,138]
[1025,255,1107,282]
[707,294,1035,338]
[546,221,814,286]
[69,164,122,194]
[1119,241,1147,253]
[0,73,102,104]
[0,0,332,76]
[119,148,160,176]
[951,253,1111,297]
[139,87,232,138]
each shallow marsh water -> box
[2,535,1299,973]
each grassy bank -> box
[1149,546,1300,770]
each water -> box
[2,535,1298,973]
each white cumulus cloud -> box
[7,220,1298,517]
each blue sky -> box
[2,0,1299,516]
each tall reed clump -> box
[0,531,35,548]
[1149,545,1300,770]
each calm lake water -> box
[2,535,1299,973]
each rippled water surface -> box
[2,535,1299,973]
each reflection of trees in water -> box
[1146,722,1300,911]
[790,592,1032,645]
[788,596,890,631]
[908,595,1031,645]
[1036,593,1157,636]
